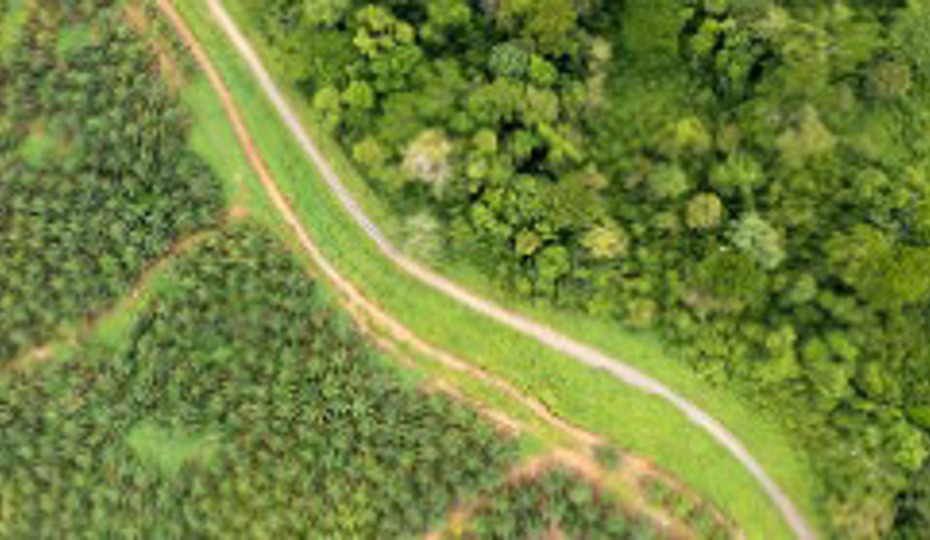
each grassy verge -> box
[172,2,824,537]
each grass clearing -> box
[55,22,93,56]
[126,422,220,478]
[171,2,825,538]
[18,127,54,166]
[17,118,75,167]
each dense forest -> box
[245,0,930,537]
[0,1,222,365]
[0,225,519,537]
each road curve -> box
[198,1,815,537]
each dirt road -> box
[166,2,816,538]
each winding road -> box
[174,1,816,538]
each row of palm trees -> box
[451,466,663,540]
[1,225,518,538]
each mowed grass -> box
[173,2,823,538]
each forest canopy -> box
[243,0,930,537]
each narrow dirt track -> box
[163,2,815,538]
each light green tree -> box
[776,106,835,168]
[402,130,454,191]
[581,221,630,260]
[302,0,351,27]
[352,137,388,172]
[313,86,342,132]
[342,81,375,111]
[731,213,785,270]
[647,163,690,200]
[489,42,530,79]
[685,193,724,230]
[710,153,764,198]
[867,60,911,100]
